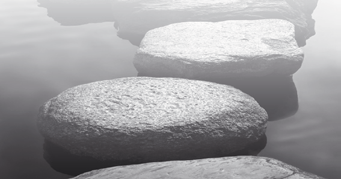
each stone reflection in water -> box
[37,0,114,26]
[42,135,266,176]
[212,75,298,121]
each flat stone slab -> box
[134,19,304,79]
[110,0,318,46]
[71,156,325,179]
[37,77,267,164]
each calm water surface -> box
[0,0,340,178]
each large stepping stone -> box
[134,19,304,79]
[71,156,325,179]
[110,0,318,46]
[37,77,267,165]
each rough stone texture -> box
[110,0,318,46]
[134,19,304,79]
[71,156,325,179]
[37,77,267,164]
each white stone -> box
[134,19,304,79]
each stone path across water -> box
[36,1,324,178]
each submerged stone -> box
[37,77,267,165]
[110,0,318,46]
[71,156,325,179]
[134,19,303,79]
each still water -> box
[0,0,340,178]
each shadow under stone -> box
[42,135,266,176]
[138,73,298,121]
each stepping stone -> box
[134,19,304,79]
[37,77,267,165]
[71,156,325,179]
[110,0,318,46]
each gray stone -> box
[134,19,304,79]
[110,0,318,46]
[37,77,267,164]
[71,156,325,179]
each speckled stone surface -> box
[71,156,325,179]
[110,0,318,46]
[134,19,304,79]
[37,77,267,164]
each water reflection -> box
[138,73,298,121]
[37,0,114,25]
[213,75,298,121]
[42,135,266,176]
